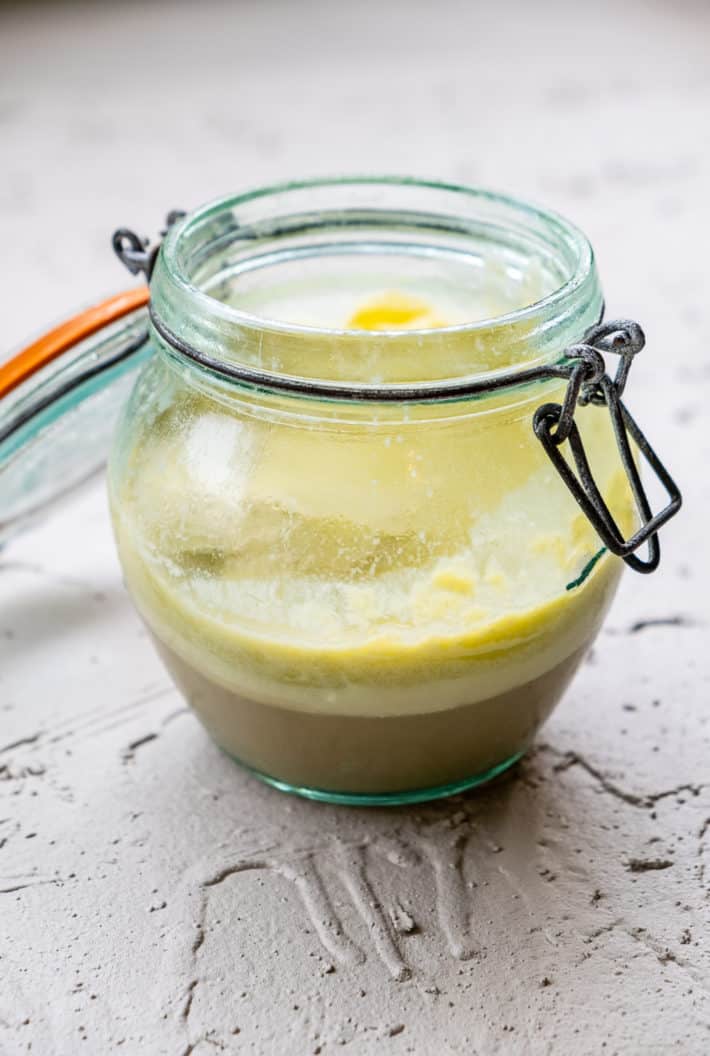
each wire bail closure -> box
[112,211,186,281]
[112,219,682,575]
[533,320,681,573]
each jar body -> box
[109,354,627,802]
[108,180,631,803]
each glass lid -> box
[0,289,150,546]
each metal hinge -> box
[533,320,682,573]
[112,210,186,282]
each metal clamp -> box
[112,210,186,282]
[533,320,682,573]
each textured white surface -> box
[1,1,709,1053]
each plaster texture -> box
[1,1,708,1053]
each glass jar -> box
[0,178,681,804]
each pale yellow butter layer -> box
[113,292,632,717]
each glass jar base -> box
[223,747,527,806]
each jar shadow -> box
[0,567,128,660]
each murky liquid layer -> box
[155,636,585,794]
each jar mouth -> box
[151,176,603,396]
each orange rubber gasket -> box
[0,287,150,402]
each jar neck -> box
[149,178,603,394]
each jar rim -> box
[151,176,602,401]
[162,175,595,341]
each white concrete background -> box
[1,1,708,1053]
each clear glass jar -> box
[105,178,636,804]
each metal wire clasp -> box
[112,210,186,282]
[533,320,681,573]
